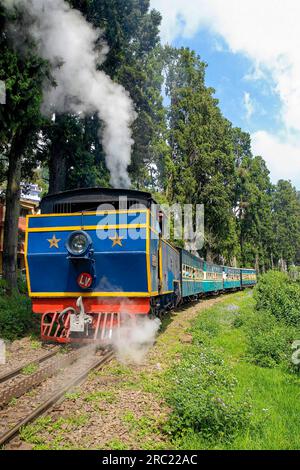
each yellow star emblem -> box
[109,233,124,247]
[47,234,61,249]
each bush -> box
[254,271,300,326]
[245,310,298,368]
[244,271,300,369]
[0,289,33,340]
[0,278,7,296]
[166,347,251,442]
[17,273,28,295]
[233,315,244,328]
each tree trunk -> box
[270,252,274,270]
[206,247,213,263]
[48,140,67,194]
[239,224,244,266]
[3,134,22,292]
[255,254,260,274]
[48,115,67,195]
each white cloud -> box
[151,0,300,186]
[244,92,254,120]
[152,0,300,130]
[212,38,226,53]
[252,131,300,186]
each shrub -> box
[17,273,28,295]
[233,315,244,328]
[254,271,300,326]
[0,289,33,340]
[0,278,7,296]
[245,310,298,368]
[166,347,251,442]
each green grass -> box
[120,410,168,450]
[8,397,17,406]
[29,336,42,350]
[64,391,81,400]
[103,439,129,450]
[83,390,116,404]
[22,363,38,375]
[171,291,300,450]
[18,289,300,450]
[230,364,300,449]
[19,414,90,450]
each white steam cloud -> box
[3,0,136,188]
[112,315,161,365]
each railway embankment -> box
[3,272,300,450]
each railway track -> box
[0,346,92,408]
[0,347,114,448]
[0,347,60,384]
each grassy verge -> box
[17,289,300,450]
[168,291,300,449]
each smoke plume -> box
[112,314,161,365]
[3,0,136,188]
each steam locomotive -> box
[24,188,257,344]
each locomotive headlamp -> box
[66,231,92,256]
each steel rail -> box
[0,350,114,447]
[0,347,60,384]
[0,345,97,408]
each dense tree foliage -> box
[0,4,48,289]
[162,48,300,269]
[272,180,300,267]
[1,0,300,292]
[163,47,239,263]
[42,0,165,192]
[233,129,275,272]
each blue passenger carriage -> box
[223,266,241,290]
[241,268,257,287]
[179,249,204,299]
[203,262,223,293]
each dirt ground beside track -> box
[5,295,227,450]
[0,337,57,375]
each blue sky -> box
[152,0,300,189]
[173,29,281,136]
[173,29,280,133]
